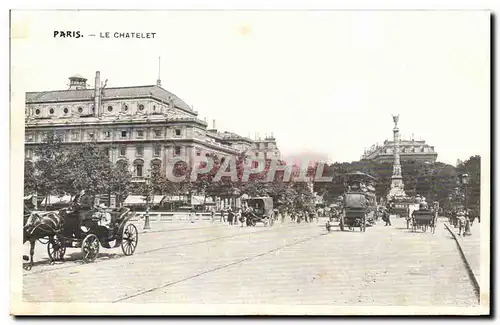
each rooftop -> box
[26,84,195,114]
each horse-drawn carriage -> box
[326,172,377,233]
[390,202,411,220]
[242,197,276,227]
[23,193,138,270]
[339,192,368,232]
[411,208,437,233]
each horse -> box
[23,206,65,271]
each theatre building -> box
[24,71,280,185]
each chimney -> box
[212,119,216,129]
[94,71,101,117]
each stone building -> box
[24,71,280,183]
[251,135,281,160]
[361,138,438,164]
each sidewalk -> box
[130,217,229,234]
[445,220,481,286]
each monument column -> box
[388,115,406,199]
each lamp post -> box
[459,173,471,236]
[143,176,151,230]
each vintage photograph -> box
[10,10,490,315]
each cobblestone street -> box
[22,216,479,307]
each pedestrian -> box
[227,207,234,225]
[382,208,391,226]
[220,208,226,223]
[210,208,215,223]
[468,209,475,227]
[189,206,196,223]
[235,208,241,226]
[239,207,247,227]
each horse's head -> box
[23,212,41,243]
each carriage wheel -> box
[47,235,66,262]
[121,224,138,256]
[81,234,100,263]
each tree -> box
[456,155,481,213]
[110,160,133,205]
[24,160,37,196]
[33,131,69,208]
[64,142,113,200]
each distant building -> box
[361,138,437,164]
[24,71,280,183]
[251,135,281,160]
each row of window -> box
[26,145,222,160]
[34,106,86,116]
[116,146,181,157]
[26,128,183,142]
[253,142,275,149]
[384,146,433,154]
[31,103,164,117]
[25,145,183,160]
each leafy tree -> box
[64,142,113,200]
[110,160,133,205]
[24,160,37,196]
[33,131,69,208]
[456,155,481,213]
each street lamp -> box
[459,173,471,236]
[461,173,469,210]
[143,176,152,230]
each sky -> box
[11,10,490,165]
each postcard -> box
[10,9,490,315]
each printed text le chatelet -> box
[53,31,157,39]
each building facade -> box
[252,135,281,160]
[361,138,438,164]
[24,71,281,183]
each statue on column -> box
[392,114,399,127]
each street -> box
[22,216,478,306]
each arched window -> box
[151,158,162,169]
[116,159,128,170]
[150,159,162,176]
[133,159,144,177]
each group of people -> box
[206,205,322,226]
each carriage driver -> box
[73,190,112,234]
[418,202,429,211]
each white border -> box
[4,0,497,319]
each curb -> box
[444,222,480,301]
[137,223,227,234]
